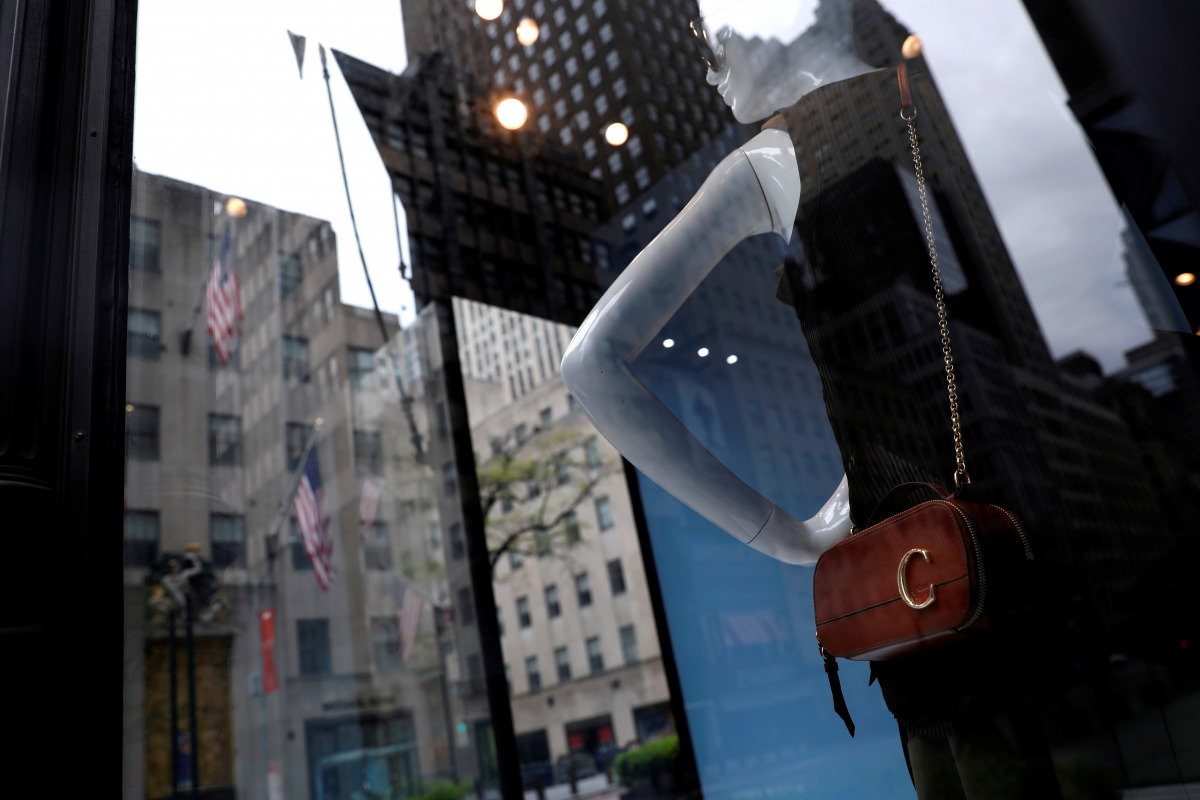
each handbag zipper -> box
[991,506,1033,559]
[940,502,989,630]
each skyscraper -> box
[399,0,731,208]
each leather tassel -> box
[824,652,856,737]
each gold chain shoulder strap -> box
[897,63,970,490]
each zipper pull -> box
[818,635,855,737]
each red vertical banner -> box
[259,609,280,694]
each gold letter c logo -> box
[898,548,935,610]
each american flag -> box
[294,447,334,589]
[206,227,242,364]
[359,478,382,538]
[393,577,423,663]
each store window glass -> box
[110,2,1200,800]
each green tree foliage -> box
[613,734,680,789]
[477,426,615,572]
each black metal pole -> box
[169,610,179,799]
[436,610,460,783]
[186,594,200,796]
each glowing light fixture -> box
[662,338,675,348]
[475,0,503,20]
[225,197,248,218]
[726,355,738,364]
[1175,272,1196,286]
[604,122,629,146]
[496,98,528,130]
[125,403,135,413]
[517,17,540,45]
[697,347,710,358]
[901,35,922,59]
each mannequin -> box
[561,5,877,565]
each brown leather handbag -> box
[814,484,1032,662]
[810,65,1034,736]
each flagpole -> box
[179,236,218,357]
[315,42,424,458]
[251,416,321,800]
[266,417,325,550]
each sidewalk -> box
[523,773,624,800]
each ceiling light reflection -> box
[662,338,675,348]
[517,18,540,45]
[604,122,629,146]
[496,98,528,130]
[726,355,738,364]
[475,0,503,21]
[1175,272,1196,286]
[697,347,710,357]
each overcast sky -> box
[133,0,1155,372]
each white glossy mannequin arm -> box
[561,128,853,565]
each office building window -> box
[210,514,245,568]
[443,462,458,493]
[545,584,561,618]
[285,422,308,471]
[457,587,474,626]
[208,414,242,466]
[297,619,332,676]
[555,647,571,682]
[124,510,160,567]
[129,217,161,271]
[525,655,541,692]
[585,436,603,468]
[348,348,377,389]
[370,617,402,672]
[575,572,592,607]
[620,625,638,664]
[586,636,604,674]
[127,308,161,359]
[562,510,581,544]
[364,522,390,570]
[635,165,651,189]
[509,549,523,569]
[517,596,532,628]
[354,429,383,474]
[290,518,312,571]
[279,251,302,297]
[607,559,626,595]
[282,335,310,382]
[595,496,614,530]
[450,523,465,560]
[126,405,160,461]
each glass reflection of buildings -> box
[124,172,471,800]
[455,297,675,769]
[330,0,1200,794]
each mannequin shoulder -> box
[739,128,800,241]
